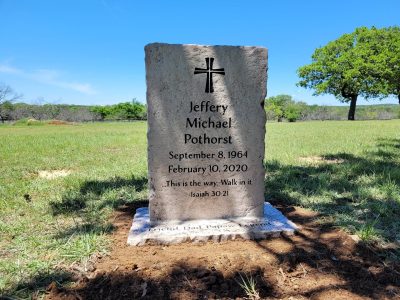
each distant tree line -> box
[1,95,398,124]
[1,84,398,124]
[0,83,148,123]
[265,94,400,122]
[0,98,146,123]
[3,103,98,122]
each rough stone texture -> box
[127,203,297,246]
[146,43,268,222]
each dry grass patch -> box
[298,155,345,165]
[38,169,72,179]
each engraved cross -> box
[194,57,225,93]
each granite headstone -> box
[127,43,297,245]
[146,43,267,222]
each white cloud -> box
[0,65,22,75]
[0,64,97,95]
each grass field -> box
[0,120,399,298]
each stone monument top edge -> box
[145,42,268,51]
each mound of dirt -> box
[47,120,73,125]
[45,204,400,300]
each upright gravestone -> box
[128,43,296,245]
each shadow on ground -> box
[0,175,149,298]
[48,264,269,299]
[48,175,148,238]
[43,203,400,299]
[265,138,400,260]
[5,138,400,299]
[50,175,148,215]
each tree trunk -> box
[398,94,400,105]
[347,95,358,121]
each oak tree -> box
[297,27,388,120]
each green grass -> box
[0,122,148,298]
[265,120,400,253]
[0,120,399,297]
[236,273,260,300]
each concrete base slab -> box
[127,202,297,246]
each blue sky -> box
[0,0,399,106]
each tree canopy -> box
[265,94,307,122]
[374,27,400,104]
[91,100,147,121]
[297,26,398,120]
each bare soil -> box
[47,120,73,125]
[46,202,400,299]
